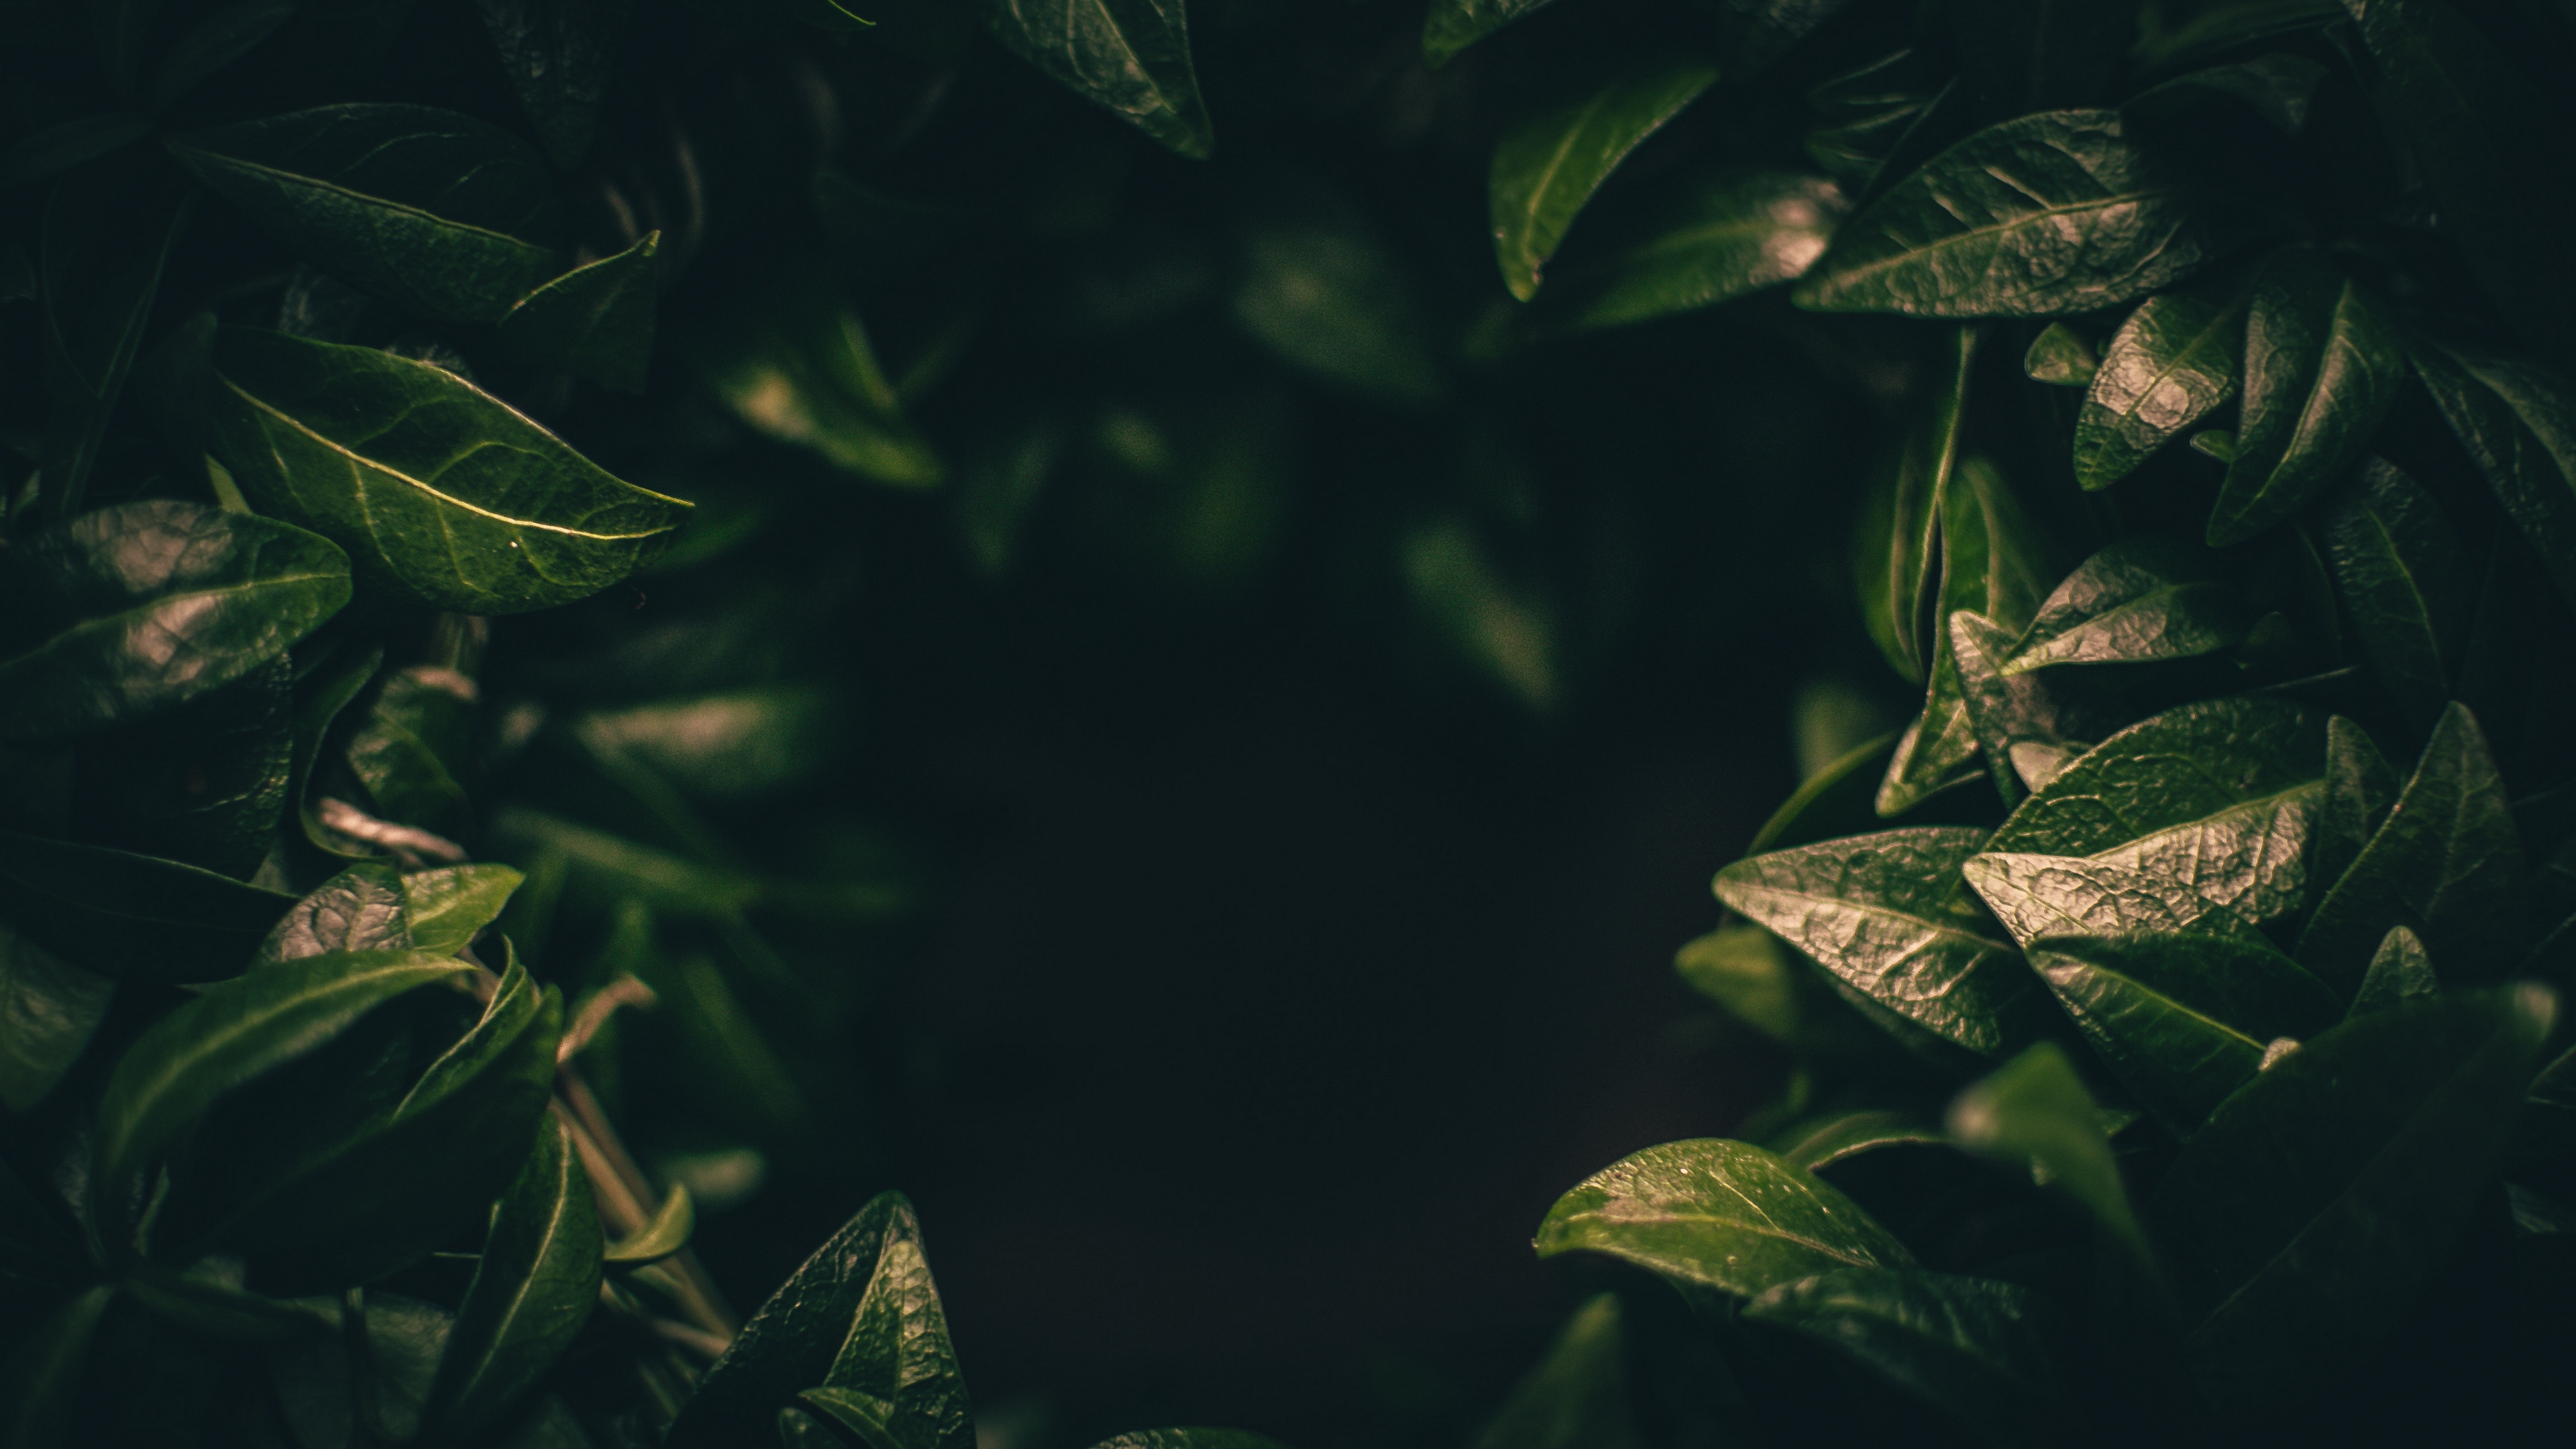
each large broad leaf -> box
[2320,460,2474,726]
[91,948,476,1244]
[1794,109,2245,317]
[1536,1139,1914,1297]
[1717,828,2045,1056]
[1964,852,2266,948]
[427,1113,602,1439]
[1854,327,1978,686]
[2000,537,2252,674]
[208,327,690,613]
[1471,1294,1636,1449]
[475,0,631,168]
[792,1209,973,1449]
[695,256,944,488]
[666,1191,955,1448]
[2406,337,2576,610]
[2345,0,2576,360]
[2146,985,2557,1407]
[1947,1042,2155,1270]
[2072,274,2248,490]
[2024,934,2342,1132]
[0,829,292,983]
[1980,698,2327,928]
[1421,0,1560,68]
[493,231,659,394]
[1558,171,1845,331]
[0,500,350,744]
[983,0,1212,159]
[2296,702,2526,993]
[166,104,566,325]
[37,162,191,518]
[1489,62,1719,303]
[1743,1269,2055,1443]
[2208,248,2404,546]
[0,920,113,1112]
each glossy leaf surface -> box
[2072,278,2246,490]
[2209,249,2404,546]
[1965,853,2262,948]
[1490,62,1719,302]
[794,1216,973,1449]
[1743,1268,2054,1443]
[427,1113,602,1438]
[984,0,1213,159]
[1536,1138,1914,1297]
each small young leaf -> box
[1947,1042,2154,1269]
[2320,459,2475,726]
[1537,1138,1914,1297]
[2210,248,2404,546]
[983,0,1213,159]
[2002,537,2253,674]
[0,829,293,982]
[2072,276,2248,490]
[208,328,690,613]
[2347,924,2436,1016]
[1794,110,2246,317]
[402,865,525,956]
[1489,62,1720,303]
[260,862,411,963]
[1471,1294,1636,1449]
[604,1183,694,1264]
[2023,323,2098,386]
[495,232,660,394]
[428,1113,603,1438]
[1559,171,1845,331]
[1743,1269,2055,1443]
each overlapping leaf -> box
[984,0,1213,159]
[1536,1138,1914,1297]
[1743,1268,2055,1443]
[1490,62,1720,303]
[2209,248,2404,546]
[2072,275,2248,490]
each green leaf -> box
[428,1113,603,1439]
[259,862,409,962]
[1470,1293,1635,1449]
[0,1285,113,1449]
[74,653,291,878]
[2312,714,2398,896]
[494,232,660,394]
[2024,933,2342,1132]
[490,808,763,920]
[1536,1138,1915,1297]
[1768,1110,1943,1172]
[91,948,476,1242]
[2348,924,2435,1016]
[37,163,191,518]
[0,500,350,744]
[2072,276,2248,490]
[2208,248,2404,546]
[1489,62,1720,303]
[166,104,566,325]
[604,1183,694,1265]
[1089,1434,1294,1449]
[345,664,477,839]
[121,1260,332,1343]
[2001,537,2252,674]
[476,0,631,168]
[1748,731,1898,853]
[1980,698,2328,928]
[148,0,300,111]
[1964,852,2264,947]
[1716,828,2047,1057]
[0,828,293,982]
[1949,610,2114,807]
[1742,1269,2055,1443]
[1715,0,1862,77]
[2406,337,2576,610]
[1854,326,1978,685]
[983,0,1212,159]
[1422,0,1560,68]
[2145,985,2558,1407]
[2344,0,2576,360]
[792,1218,972,1449]
[2022,323,2098,386]
[207,327,690,613]
[667,1191,947,1448]
[1947,1042,2154,1268]
[2296,702,2528,993]
[2122,54,2326,134]
[1949,0,2136,117]
[1558,171,1845,331]
[1230,176,1442,405]
[0,919,112,1113]
[402,865,524,956]
[574,688,837,802]
[288,643,384,862]
[696,256,944,487]
[1794,110,2246,317]
[2320,459,2475,726]
[1675,924,1880,1060]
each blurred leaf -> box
[2320,459,2475,727]
[0,828,292,982]
[496,233,659,394]
[1536,1138,1915,1297]
[2348,924,2436,1016]
[209,327,690,612]
[1947,1042,2155,1269]
[0,918,113,1112]
[490,808,761,918]
[2123,54,2326,134]
[1423,0,1560,68]
[698,257,943,487]
[1231,177,1441,405]
[1748,731,1897,853]
[1490,62,1719,303]
[0,1285,113,1449]
[122,1260,333,1342]
[148,0,299,110]
[1558,170,1845,331]
[983,0,1212,159]
[2023,323,2098,386]
[475,0,630,168]
[1470,1293,1635,1449]
[1717,0,1862,77]
[2072,274,2248,491]
[2002,537,2252,673]
[1769,1110,1943,1172]
[0,114,150,190]
[166,104,566,325]
[2146,985,2557,1407]
[1743,1269,2055,1443]
[428,1113,602,1438]
[2406,337,2576,610]
[2210,249,2404,546]
[604,1183,693,1264]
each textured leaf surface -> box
[2003,537,2250,674]
[2320,460,2473,726]
[2072,277,2246,490]
[1536,1138,1913,1297]
[2312,714,2398,896]
[1490,63,1719,302]
[1743,1269,2054,1442]
[2209,249,2403,545]
[428,1112,602,1438]
[984,0,1213,158]
[1964,853,2263,947]
[794,1216,973,1449]
[209,327,688,612]
[2347,925,2435,1016]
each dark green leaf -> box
[74,653,290,878]
[0,114,150,190]
[1536,1138,1915,1297]
[1715,0,1861,78]
[0,500,348,744]
[2122,54,2326,134]
[983,0,1212,159]
[2312,714,2398,896]
[2022,323,2098,386]
[1675,924,1881,1060]
[2348,924,2435,1016]
[1716,827,2049,1057]
[149,0,299,111]
[1748,731,1898,853]
[1091,1434,1294,1449]
[0,1285,113,1449]
[1558,171,1845,331]
[2320,459,2474,725]
[38,162,191,517]
[166,105,566,325]
[574,688,837,802]
[91,948,476,1240]
[1949,0,2137,117]
[0,920,113,1112]
[2146,985,2557,1407]
[2406,337,2576,610]
[2296,702,2527,992]
[696,256,943,487]
[1421,0,1560,68]
[1964,852,2265,946]
[1947,1042,2155,1268]
[2025,933,2342,1132]
[2209,248,2404,546]
[1231,177,1441,405]
[345,664,477,839]
[1769,1110,1943,1172]
[429,1113,603,1438]
[490,808,762,919]
[0,828,292,982]
[476,0,631,168]
[1854,327,1978,684]
[2133,0,2339,71]
[1949,610,2117,807]
[792,1214,972,1449]
[1470,1293,1635,1449]
[1743,1269,2055,1443]
[259,862,409,962]
[1794,110,2247,318]
[208,327,690,612]
[288,643,384,862]
[121,1260,331,1342]
[494,232,660,394]
[2072,276,2248,490]
[402,864,523,955]
[1489,62,1720,303]
[2345,0,2576,360]
[604,1183,694,1264]
[2002,537,2252,673]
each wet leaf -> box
[2209,248,2404,546]
[1743,1269,2055,1443]
[1470,1293,1635,1449]
[1794,110,2245,317]
[0,828,292,982]
[2002,537,2252,674]
[2146,985,2557,1407]
[428,1113,602,1438]
[166,104,566,325]
[0,500,350,745]
[208,327,690,612]
[495,232,659,394]
[2072,276,2247,491]
[2320,460,2475,726]
[1947,1042,2154,1268]
[0,920,113,1112]
[984,0,1212,159]
[2406,337,2576,610]
[1559,171,1845,331]
[1536,1138,1914,1297]
[1490,62,1719,302]
[2347,924,2435,1016]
